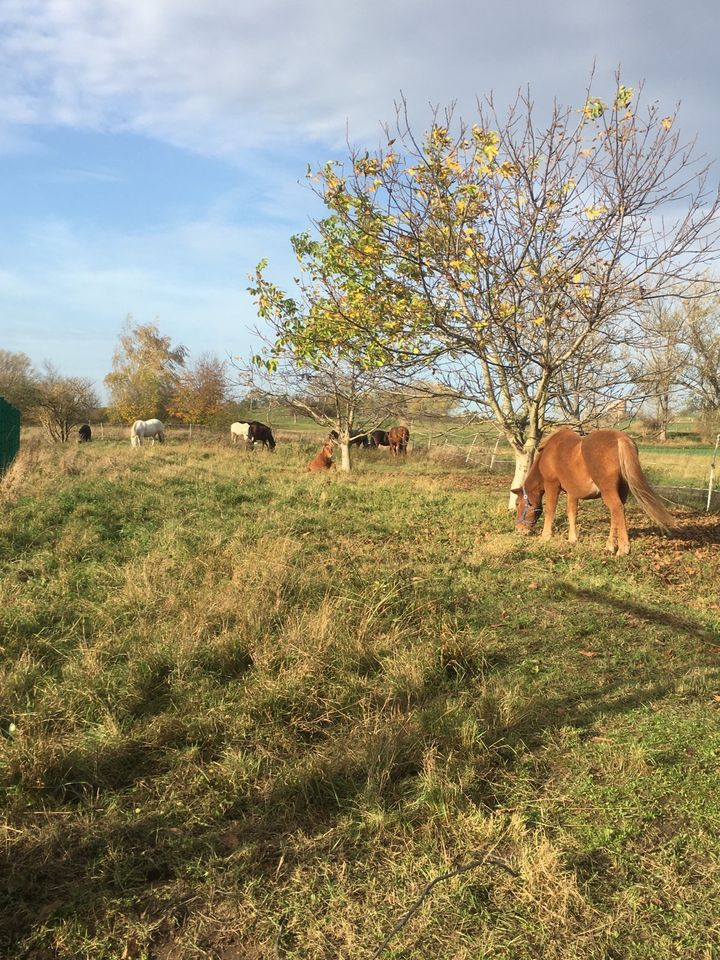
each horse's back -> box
[579,430,627,476]
[536,428,596,494]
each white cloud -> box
[2,0,716,160]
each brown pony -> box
[388,426,410,456]
[307,440,335,472]
[513,428,676,555]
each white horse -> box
[230,421,250,444]
[130,419,166,447]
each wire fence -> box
[19,421,720,512]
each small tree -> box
[0,350,40,416]
[679,292,720,440]
[105,318,187,423]
[248,220,419,471]
[168,354,231,435]
[628,300,688,440]
[35,365,99,443]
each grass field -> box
[1,436,720,959]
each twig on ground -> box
[369,852,519,959]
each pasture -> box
[1,436,719,959]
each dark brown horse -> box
[388,426,410,456]
[247,421,276,450]
[513,428,676,555]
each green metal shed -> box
[0,396,21,473]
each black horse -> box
[370,430,390,448]
[247,421,276,450]
[78,424,92,443]
[328,429,369,448]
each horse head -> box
[511,482,543,533]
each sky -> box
[1,0,719,399]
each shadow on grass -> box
[555,584,718,642]
[3,586,719,957]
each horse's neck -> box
[524,457,544,494]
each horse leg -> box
[567,496,579,544]
[540,483,560,540]
[601,491,629,555]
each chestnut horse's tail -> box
[617,436,676,530]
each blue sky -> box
[2,0,719,398]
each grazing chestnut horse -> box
[388,426,410,456]
[513,428,675,555]
[307,440,335,472]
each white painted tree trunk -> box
[339,441,351,472]
[508,447,535,510]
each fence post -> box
[489,436,500,470]
[427,432,432,451]
[100,422,104,440]
[707,433,720,513]
[465,433,478,464]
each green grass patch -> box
[1,440,719,959]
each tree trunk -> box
[339,441,351,472]
[508,445,537,510]
[657,393,670,441]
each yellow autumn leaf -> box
[532,315,545,325]
[584,204,608,220]
[661,117,673,131]
[573,273,582,283]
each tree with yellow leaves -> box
[311,77,720,501]
[105,318,187,424]
[167,354,232,436]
